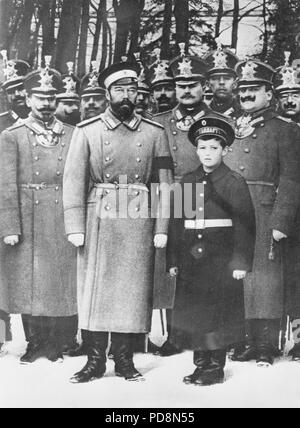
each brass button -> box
[136,158,141,163]
[30,131,34,136]
[35,171,40,176]
[34,156,39,161]
[138,129,141,132]
[35,186,39,191]
[55,200,59,204]
[105,190,110,195]
[104,127,108,131]
[198,207,203,212]
[172,131,177,136]
[105,157,110,162]
[105,205,110,211]
[58,156,63,161]
[55,186,59,191]
[229,148,233,152]
[171,119,175,123]
[261,123,265,127]
[33,143,37,147]
[244,148,250,153]
[173,146,178,151]
[198,234,203,240]
[135,191,140,196]
[137,143,142,147]
[61,143,66,147]
[200,193,204,197]
[135,174,140,179]
[174,162,178,167]
[105,141,110,146]
[56,171,61,176]
[135,207,140,212]
[203,181,207,185]
[240,166,245,171]
[35,200,39,205]
[252,134,257,139]
[197,248,203,253]
[105,173,111,179]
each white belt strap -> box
[184,219,233,229]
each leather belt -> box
[184,219,233,230]
[21,183,60,190]
[93,183,149,193]
[246,181,275,187]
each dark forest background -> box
[0,0,300,76]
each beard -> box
[111,99,135,120]
[10,98,30,118]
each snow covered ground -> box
[1,314,300,408]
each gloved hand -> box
[233,270,247,280]
[68,233,85,247]
[4,235,19,246]
[169,267,179,277]
[154,234,168,249]
[272,230,287,242]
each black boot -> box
[57,315,79,354]
[154,340,182,357]
[70,331,108,384]
[44,317,64,363]
[112,333,144,382]
[256,320,279,368]
[194,350,226,386]
[231,320,257,362]
[68,330,89,357]
[20,316,45,364]
[183,351,210,385]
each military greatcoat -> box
[153,102,212,309]
[0,115,77,317]
[225,108,300,319]
[167,163,255,351]
[63,108,173,334]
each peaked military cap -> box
[24,56,62,97]
[1,50,30,92]
[57,62,80,102]
[147,48,174,89]
[170,43,207,84]
[98,59,139,89]
[134,53,150,94]
[81,61,106,98]
[204,42,239,77]
[235,59,276,88]
[188,114,235,147]
[275,52,300,95]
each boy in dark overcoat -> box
[168,115,256,386]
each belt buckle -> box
[40,182,47,190]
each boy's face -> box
[196,137,228,171]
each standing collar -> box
[25,114,64,135]
[196,162,230,184]
[174,102,210,120]
[101,107,142,130]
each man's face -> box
[80,94,107,120]
[279,92,300,118]
[27,94,56,122]
[108,83,138,120]
[176,81,204,107]
[6,86,27,110]
[135,91,150,114]
[209,74,236,100]
[56,100,80,125]
[152,83,176,112]
[239,85,273,113]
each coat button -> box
[33,143,37,147]
[34,156,39,161]
[244,148,250,153]
[135,207,140,212]
[173,146,178,151]
[58,156,63,161]
[55,200,59,204]
[35,200,39,205]
[198,207,203,212]
[104,127,108,131]
[240,166,245,171]
[61,143,66,147]
[35,171,40,176]
[252,134,257,139]
[137,143,142,147]
[261,123,265,127]
[200,193,204,197]
[30,131,34,136]
[105,141,110,146]
[136,158,141,163]
[203,181,207,185]
[135,174,140,179]
[174,162,178,167]
[105,205,110,211]
[172,131,177,136]
[228,148,233,152]
[198,234,203,240]
[55,186,59,191]
[138,129,141,132]
[56,171,61,176]
[105,173,111,179]
[105,157,110,162]
[197,248,203,253]
[171,119,175,123]
[135,191,140,196]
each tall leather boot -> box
[154,310,182,357]
[256,319,280,367]
[194,350,226,386]
[70,331,108,384]
[231,320,257,362]
[21,314,30,342]
[112,333,144,382]
[20,316,45,364]
[183,351,211,385]
[57,315,79,354]
[68,329,89,357]
[44,317,64,363]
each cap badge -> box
[201,120,207,126]
[178,42,193,77]
[280,52,297,88]
[241,61,258,80]
[213,41,228,68]
[154,60,169,81]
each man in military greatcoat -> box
[0,51,30,352]
[275,53,300,360]
[0,57,77,364]
[225,59,300,367]
[63,61,173,384]
[204,42,241,121]
[80,61,107,121]
[153,43,212,357]
[55,62,81,126]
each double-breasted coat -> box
[0,115,77,317]
[167,163,255,351]
[225,108,300,319]
[63,108,173,334]
[153,102,212,309]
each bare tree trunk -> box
[15,0,35,60]
[55,0,81,73]
[91,0,106,63]
[100,1,109,71]
[128,0,145,58]
[261,0,268,60]
[113,0,132,62]
[161,0,173,59]
[78,0,90,76]
[0,0,11,51]
[39,0,56,59]
[231,0,239,50]
[174,0,189,52]
[215,0,224,39]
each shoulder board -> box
[0,111,9,118]
[276,115,293,123]
[141,117,164,129]
[153,110,172,117]
[6,122,25,132]
[77,115,103,128]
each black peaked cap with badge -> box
[24,56,62,97]
[275,52,300,95]
[170,43,208,84]
[1,50,30,92]
[147,48,174,88]
[80,61,106,98]
[204,42,239,77]
[188,114,235,147]
[235,59,276,88]
[57,61,80,102]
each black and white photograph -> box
[0,0,300,410]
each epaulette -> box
[153,110,172,117]
[0,111,9,118]
[276,115,293,123]
[6,122,25,132]
[77,114,103,128]
[141,116,165,129]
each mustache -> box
[181,94,195,99]
[240,96,256,103]
[283,102,297,109]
